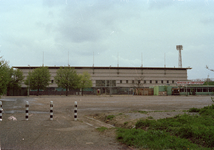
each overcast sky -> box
[0,0,213,80]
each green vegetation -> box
[0,59,10,96]
[204,81,214,85]
[0,57,24,96]
[7,68,24,96]
[24,66,51,96]
[147,116,153,119]
[78,72,92,96]
[54,67,80,96]
[124,122,128,125]
[116,105,214,149]
[188,107,200,112]
[106,115,115,120]
[97,127,108,132]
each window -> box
[96,80,116,87]
[156,80,158,84]
[203,88,208,92]
[132,80,134,84]
[126,80,128,83]
[138,80,140,84]
[144,80,146,84]
[120,80,122,83]
[109,80,116,87]
[197,88,202,92]
[150,80,152,84]
[161,80,163,84]
[51,80,54,83]
[167,80,169,83]
[180,88,184,92]
[172,80,174,84]
[96,80,105,86]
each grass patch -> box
[97,127,108,132]
[138,111,148,114]
[124,122,128,126]
[116,105,214,149]
[189,107,200,112]
[131,110,148,114]
[106,115,115,120]
[147,116,153,119]
[117,128,205,149]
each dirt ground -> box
[0,95,213,150]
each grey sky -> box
[0,0,213,80]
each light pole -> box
[109,65,111,96]
[28,65,30,96]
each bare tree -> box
[206,65,214,72]
[133,73,144,95]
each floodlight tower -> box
[176,45,183,68]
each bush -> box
[189,107,200,112]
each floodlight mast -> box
[176,45,183,68]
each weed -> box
[138,111,148,114]
[116,128,203,149]
[124,122,128,125]
[189,107,200,112]
[147,116,153,119]
[117,105,214,149]
[118,113,123,115]
[106,115,115,120]
[97,127,108,132]
[211,97,214,103]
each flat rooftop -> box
[13,66,192,70]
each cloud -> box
[148,0,174,9]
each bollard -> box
[0,108,2,121]
[25,101,29,121]
[74,101,77,121]
[50,101,53,121]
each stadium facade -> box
[12,66,191,95]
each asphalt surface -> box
[0,95,213,150]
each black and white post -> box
[0,101,2,121]
[74,101,77,121]
[50,101,53,121]
[25,101,29,121]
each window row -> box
[120,80,175,84]
[180,88,214,92]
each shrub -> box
[189,107,200,112]
[106,115,115,120]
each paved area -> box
[0,95,213,150]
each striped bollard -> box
[74,101,77,121]
[0,101,2,121]
[50,101,53,121]
[25,101,29,121]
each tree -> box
[79,72,92,96]
[54,67,80,96]
[0,59,10,96]
[206,65,214,72]
[24,66,51,96]
[133,76,144,95]
[7,68,24,96]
